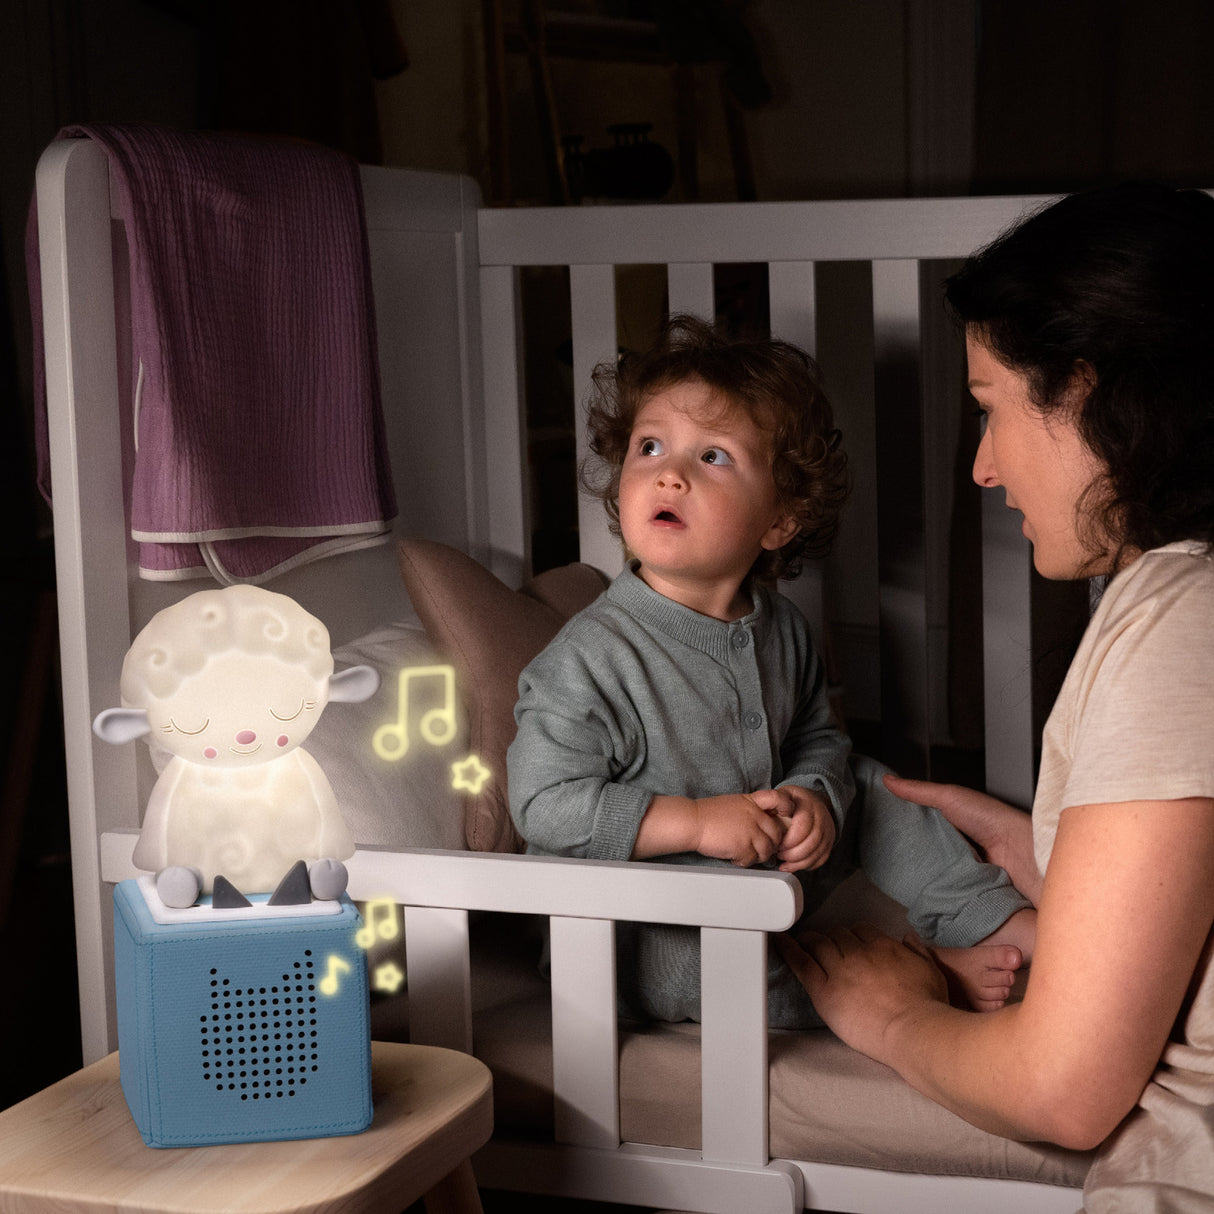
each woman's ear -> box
[1068,360,1098,410]
[761,514,801,552]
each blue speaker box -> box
[113,876,372,1147]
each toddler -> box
[508,315,1034,1027]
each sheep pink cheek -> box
[203,746,218,760]
[277,735,289,748]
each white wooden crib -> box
[37,135,1091,1213]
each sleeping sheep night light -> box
[93,585,379,908]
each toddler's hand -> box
[692,793,786,867]
[751,786,835,872]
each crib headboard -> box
[38,135,1054,1062]
[475,192,1054,800]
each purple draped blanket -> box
[30,123,396,583]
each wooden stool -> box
[0,1041,492,1213]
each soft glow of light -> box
[451,754,492,795]
[372,665,457,760]
[373,963,405,994]
[318,954,351,996]
[92,585,377,900]
[355,897,399,948]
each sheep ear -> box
[93,707,151,744]
[328,665,379,704]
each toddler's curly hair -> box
[582,314,849,583]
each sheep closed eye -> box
[270,699,316,722]
[166,718,210,735]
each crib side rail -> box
[100,834,799,1171]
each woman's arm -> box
[781,796,1214,1149]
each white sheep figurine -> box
[94,585,378,909]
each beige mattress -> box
[371,893,1092,1191]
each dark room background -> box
[2,0,1212,1108]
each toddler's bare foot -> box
[928,941,1024,1012]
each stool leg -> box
[422,1159,483,1214]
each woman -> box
[779,181,1214,1210]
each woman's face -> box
[967,332,1112,580]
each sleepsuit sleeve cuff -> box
[590,782,654,862]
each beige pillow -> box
[396,538,610,852]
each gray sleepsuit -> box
[507,563,1029,1027]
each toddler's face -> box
[618,379,796,615]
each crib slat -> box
[767,261,827,647]
[550,915,621,1149]
[570,263,625,576]
[667,262,715,320]
[872,258,931,773]
[403,906,473,1054]
[701,927,769,1167]
[767,261,817,357]
[981,497,1035,806]
[480,263,530,584]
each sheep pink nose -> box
[236,730,257,745]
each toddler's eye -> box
[638,437,664,457]
[167,717,210,735]
[701,447,732,466]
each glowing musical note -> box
[319,954,351,996]
[373,962,405,994]
[373,665,458,761]
[355,898,400,949]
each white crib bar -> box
[768,259,828,647]
[402,905,473,1055]
[981,495,1036,807]
[550,916,621,1149]
[767,260,817,356]
[570,264,624,577]
[477,196,1054,268]
[667,261,715,320]
[872,258,931,772]
[479,263,530,584]
[701,926,770,1167]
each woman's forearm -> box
[877,999,1114,1148]
[789,799,1214,1150]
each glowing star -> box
[373,963,405,994]
[451,754,491,796]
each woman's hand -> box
[883,774,1043,906]
[776,925,950,1065]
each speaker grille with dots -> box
[200,952,322,1101]
[114,877,372,1146]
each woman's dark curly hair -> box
[945,181,1214,566]
[581,314,849,583]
